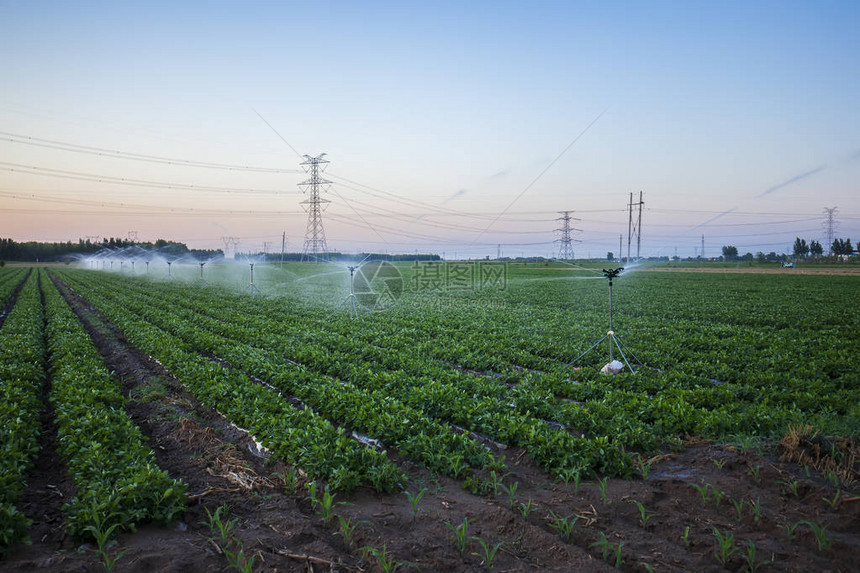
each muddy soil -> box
[1,277,857,572]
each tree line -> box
[0,238,221,262]
[720,237,855,261]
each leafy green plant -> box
[777,479,800,497]
[612,541,624,569]
[636,455,651,480]
[747,464,761,483]
[404,487,427,519]
[361,545,403,573]
[316,485,344,524]
[822,490,841,509]
[597,476,611,505]
[500,481,518,509]
[335,515,361,547]
[711,487,725,508]
[712,527,738,565]
[82,518,128,573]
[748,497,761,525]
[711,458,726,469]
[778,520,798,540]
[471,536,503,570]
[445,518,469,555]
[547,511,579,540]
[519,498,535,519]
[798,521,831,552]
[276,467,299,494]
[680,525,691,547]
[743,540,770,572]
[691,482,710,505]
[590,532,611,560]
[486,470,507,496]
[629,500,657,528]
[731,498,745,522]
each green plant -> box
[640,562,655,573]
[316,485,343,524]
[486,470,507,496]
[731,498,745,522]
[612,542,624,569]
[743,540,770,572]
[748,497,761,525]
[712,527,738,565]
[778,520,798,540]
[747,464,761,483]
[335,515,361,547]
[636,455,651,480]
[471,536,503,570]
[629,500,656,528]
[711,458,726,469]
[597,476,611,505]
[798,521,831,552]
[305,480,318,506]
[276,467,299,494]
[822,490,841,509]
[777,479,800,497]
[500,481,518,509]
[404,487,427,519]
[691,482,710,505]
[590,532,611,560]
[824,470,840,487]
[82,518,128,573]
[519,498,535,519]
[711,487,725,508]
[361,545,403,573]
[204,505,237,548]
[445,518,469,555]
[680,525,691,547]
[547,511,579,540]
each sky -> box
[1,0,858,259]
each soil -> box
[1,276,857,572]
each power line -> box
[554,210,581,259]
[0,162,291,195]
[823,207,838,254]
[0,131,301,173]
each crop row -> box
[60,271,634,478]
[42,275,187,537]
[53,274,406,492]
[58,271,507,481]
[0,273,45,556]
[0,267,28,309]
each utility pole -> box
[299,154,331,262]
[555,210,581,260]
[618,234,622,263]
[626,191,644,262]
[823,207,838,254]
[701,234,705,260]
[221,236,239,259]
[280,232,286,268]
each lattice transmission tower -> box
[299,154,331,262]
[823,207,838,254]
[555,210,581,260]
[626,191,644,262]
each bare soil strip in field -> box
[1,276,857,572]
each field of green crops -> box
[1,262,858,568]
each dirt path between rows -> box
[1,275,857,572]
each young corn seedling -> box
[276,467,299,494]
[404,487,427,519]
[636,455,651,480]
[445,518,469,555]
[798,521,832,552]
[777,479,800,498]
[822,490,841,509]
[471,536,503,571]
[680,525,691,547]
[691,482,711,505]
[710,487,726,508]
[629,500,657,528]
[519,498,535,519]
[82,519,127,573]
[590,532,612,560]
[748,497,762,525]
[612,542,624,569]
[500,481,519,509]
[711,458,726,470]
[712,527,739,566]
[335,515,362,547]
[731,498,745,522]
[747,464,761,483]
[547,511,579,541]
[778,520,798,540]
[597,476,611,505]
[743,540,770,573]
[361,545,403,573]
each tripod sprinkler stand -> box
[333,265,361,318]
[568,267,641,373]
[248,263,261,297]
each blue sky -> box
[1,1,857,257]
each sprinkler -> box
[167,261,172,281]
[199,262,206,286]
[248,263,260,297]
[131,260,135,275]
[568,267,642,373]
[145,261,150,274]
[332,265,360,318]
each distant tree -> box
[721,245,738,259]
[793,237,809,258]
[832,238,854,255]
[810,240,823,257]
[742,252,754,261]
[755,251,766,263]
[607,251,614,261]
